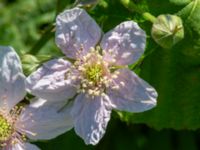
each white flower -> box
[26,8,158,145]
[0,46,73,150]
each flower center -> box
[66,47,122,97]
[0,103,35,149]
[0,115,13,142]
[85,64,103,83]
[70,47,113,97]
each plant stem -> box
[29,23,55,55]
[142,12,156,23]
[120,0,156,23]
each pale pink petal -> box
[10,142,40,150]
[101,21,146,65]
[108,69,157,112]
[0,46,25,111]
[26,58,77,101]
[71,93,112,145]
[56,7,102,59]
[17,98,73,140]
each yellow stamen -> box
[0,115,13,141]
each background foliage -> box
[1,0,200,149]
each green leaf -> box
[177,0,200,38]
[169,0,192,5]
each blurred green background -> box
[1,0,200,149]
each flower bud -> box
[151,14,184,49]
[21,54,40,75]
[21,54,52,75]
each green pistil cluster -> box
[0,115,12,141]
[85,64,103,83]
